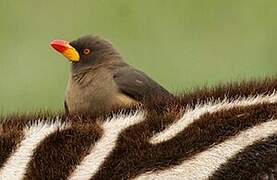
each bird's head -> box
[50,35,122,71]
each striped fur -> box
[1,78,277,179]
[0,120,69,179]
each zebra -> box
[0,77,277,179]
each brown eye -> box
[83,48,91,55]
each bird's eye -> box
[83,48,91,55]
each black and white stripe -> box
[1,84,277,179]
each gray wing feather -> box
[113,67,171,101]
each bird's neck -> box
[71,59,125,75]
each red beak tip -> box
[50,40,68,53]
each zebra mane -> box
[2,76,277,124]
[1,77,277,179]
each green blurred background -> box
[1,0,277,114]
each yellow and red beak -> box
[50,40,80,62]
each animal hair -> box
[1,77,277,179]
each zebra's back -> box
[1,78,277,179]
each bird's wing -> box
[113,67,171,101]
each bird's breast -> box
[65,71,136,114]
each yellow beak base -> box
[62,47,80,62]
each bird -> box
[50,35,172,114]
